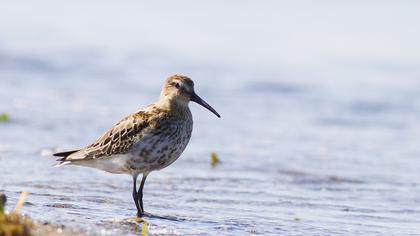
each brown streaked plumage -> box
[53,75,220,217]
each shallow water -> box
[1,1,420,235]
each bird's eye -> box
[174,83,181,89]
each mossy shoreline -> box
[0,193,87,236]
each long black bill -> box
[190,92,221,118]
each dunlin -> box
[53,75,220,217]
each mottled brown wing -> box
[60,111,150,163]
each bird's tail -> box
[53,150,79,167]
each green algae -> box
[0,193,30,236]
[210,152,220,167]
[0,113,9,122]
[0,192,86,236]
[0,194,5,214]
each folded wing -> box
[54,111,151,166]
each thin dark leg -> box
[137,173,149,214]
[132,175,142,217]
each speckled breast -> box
[126,111,193,173]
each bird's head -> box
[160,75,220,118]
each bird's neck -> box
[157,96,190,114]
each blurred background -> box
[1,0,420,235]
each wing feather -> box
[55,110,151,164]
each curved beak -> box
[190,92,221,118]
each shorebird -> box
[53,75,220,217]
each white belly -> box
[71,154,133,174]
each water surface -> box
[1,1,420,235]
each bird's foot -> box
[137,210,145,219]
